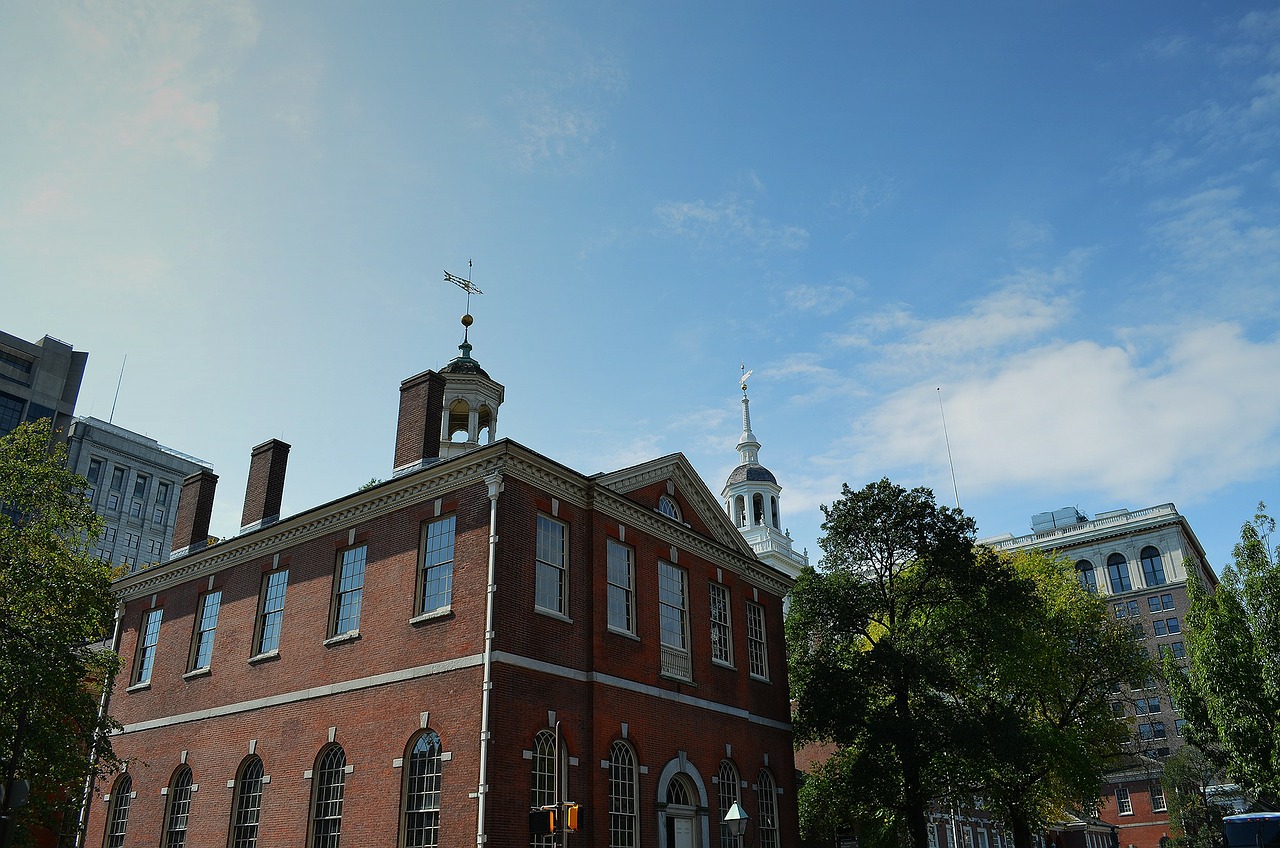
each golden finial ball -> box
[461,314,474,327]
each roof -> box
[726,463,777,486]
[439,355,490,379]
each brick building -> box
[85,330,797,848]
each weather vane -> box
[444,259,483,314]
[740,361,753,394]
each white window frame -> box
[418,515,456,617]
[1115,786,1132,815]
[189,590,222,671]
[535,515,568,616]
[606,538,634,635]
[658,561,690,680]
[709,583,733,666]
[746,601,769,681]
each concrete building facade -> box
[85,335,798,848]
[66,417,211,573]
[0,330,87,438]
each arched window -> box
[658,495,681,521]
[477,405,493,444]
[666,774,694,806]
[1106,553,1132,593]
[718,760,742,848]
[757,769,779,848]
[162,765,193,848]
[608,741,637,848]
[770,496,779,529]
[104,773,132,848]
[1076,560,1098,594]
[733,495,746,528]
[311,745,347,848]
[231,756,265,848]
[1141,546,1167,587]
[752,493,764,525]
[530,731,557,848]
[447,400,469,442]
[402,730,442,848]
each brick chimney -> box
[171,468,218,558]
[241,439,290,532]
[394,369,447,476]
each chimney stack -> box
[394,369,447,476]
[241,439,290,532]
[171,468,218,558]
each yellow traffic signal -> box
[565,803,579,832]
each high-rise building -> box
[982,504,1219,848]
[66,417,211,572]
[0,330,87,438]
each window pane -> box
[747,602,769,679]
[530,732,556,848]
[404,732,442,848]
[333,546,367,635]
[192,590,221,670]
[164,767,193,848]
[258,570,289,654]
[607,540,633,632]
[312,746,346,848]
[231,757,264,848]
[718,761,741,848]
[535,516,566,614]
[609,742,637,848]
[709,584,731,664]
[421,516,456,614]
[105,775,132,848]
[1141,546,1167,586]
[135,609,163,684]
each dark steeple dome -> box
[726,463,778,486]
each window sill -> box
[125,681,151,693]
[248,650,279,665]
[183,667,211,680]
[658,671,695,686]
[324,630,361,647]
[534,606,572,624]
[712,658,736,671]
[607,626,639,642]
[410,606,453,626]
[749,673,771,684]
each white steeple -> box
[437,313,505,460]
[721,367,808,584]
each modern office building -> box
[0,330,87,438]
[982,504,1219,848]
[66,417,212,572]
[86,325,798,848]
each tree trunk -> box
[1009,809,1034,848]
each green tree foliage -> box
[1174,503,1280,808]
[0,420,121,847]
[954,549,1151,847]
[788,480,1148,848]
[788,479,1006,848]
[1160,744,1229,848]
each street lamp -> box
[723,802,750,838]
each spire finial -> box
[737,362,758,461]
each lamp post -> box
[723,802,750,847]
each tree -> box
[787,479,1008,848]
[1172,502,1280,809]
[953,549,1151,848]
[0,420,121,847]
[788,480,1149,848]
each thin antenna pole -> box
[109,355,127,424]
[937,387,960,509]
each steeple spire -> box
[738,364,760,465]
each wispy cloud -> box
[654,194,809,251]
[845,323,1280,505]
[512,53,627,171]
[784,280,863,314]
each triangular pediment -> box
[593,453,757,559]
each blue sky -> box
[4,1,1280,572]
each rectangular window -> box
[132,473,148,499]
[1161,593,1175,610]
[1131,622,1145,639]
[147,539,163,558]
[1151,720,1167,740]
[606,539,634,633]
[129,500,143,518]
[1166,617,1181,634]
[1171,641,1185,658]
[658,561,690,679]
[87,458,102,484]
[1176,718,1188,736]
[153,507,165,524]
[107,493,120,510]
[746,601,769,680]
[1114,604,1126,619]
[1127,600,1140,617]
[256,570,289,655]
[190,590,222,670]
[535,515,567,615]
[1115,787,1132,815]
[156,481,170,505]
[110,467,126,491]
[133,609,163,685]
[103,526,117,544]
[709,583,732,664]
[1151,783,1167,812]
[1111,700,1124,718]
[1153,619,1168,636]
[124,531,140,549]
[332,545,367,636]
[419,515,456,615]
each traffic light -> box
[530,808,556,835]
[565,803,579,832]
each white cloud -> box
[847,324,1280,504]
[654,194,809,251]
[784,281,861,314]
